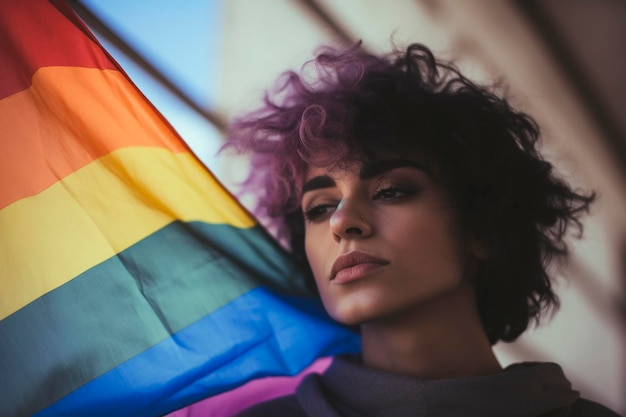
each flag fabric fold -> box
[0,1,359,416]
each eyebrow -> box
[302,175,336,194]
[302,159,431,194]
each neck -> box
[360,285,501,379]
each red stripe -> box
[0,0,116,98]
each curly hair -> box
[224,42,594,344]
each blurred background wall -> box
[73,0,625,413]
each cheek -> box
[304,228,339,314]
[304,228,327,284]
[393,209,467,277]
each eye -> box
[303,203,337,222]
[372,185,419,201]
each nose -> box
[329,200,372,242]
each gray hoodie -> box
[236,356,621,417]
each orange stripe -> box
[0,66,188,209]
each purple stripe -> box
[165,358,332,417]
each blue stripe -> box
[34,287,360,417]
[1,221,309,417]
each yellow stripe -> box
[0,147,254,320]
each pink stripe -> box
[166,357,332,417]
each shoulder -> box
[567,398,622,417]
[233,394,306,417]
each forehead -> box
[305,161,358,181]
[304,155,433,179]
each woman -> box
[226,42,619,416]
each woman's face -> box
[301,158,475,325]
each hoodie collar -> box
[297,356,579,417]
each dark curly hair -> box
[224,42,594,344]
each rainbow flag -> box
[0,1,359,416]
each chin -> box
[330,312,364,326]
[324,297,385,326]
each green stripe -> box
[0,220,309,414]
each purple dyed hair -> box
[224,42,594,344]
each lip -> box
[330,251,390,284]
